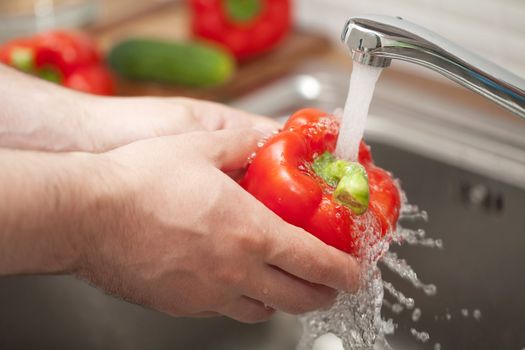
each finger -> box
[245,265,337,315]
[226,169,245,181]
[217,296,275,324]
[263,215,361,293]
[191,128,275,172]
[230,187,361,293]
[174,98,281,131]
[190,311,221,318]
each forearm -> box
[0,148,107,275]
[0,64,94,152]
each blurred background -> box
[1,0,524,99]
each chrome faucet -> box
[341,15,525,119]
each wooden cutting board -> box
[88,1,332,102]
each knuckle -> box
[236,229,268,254]
[216,267,246,286]
[208,144,227,164]
[305,248,336,281]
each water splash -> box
[383,281,415,310]
[410,328,430,343]
[297,188,437,349]
[297,62,439,350]
[381,252,437,296]
[297,231,387,349]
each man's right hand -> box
[77,127,360,323]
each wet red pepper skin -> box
[241,108,401,256]
[190,0,291,60]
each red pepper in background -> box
[0,31,114,96]
[0,39,37,72]
[35,31,101,75]
[190,0,292,60]
[64,64,114,95]
[241,108,401,257]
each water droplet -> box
[410,328,430,343]
[392,303,404,314]
[383,281,415,309]
[434,343,442,350]
[262,287,269,295]
[445,313,452,321]
[246,152,257,164]
[423,284,437,296]
[256,141,265,148]
[382,319,396,335]
[412,308,422,322]
[461,308,469,318]
[473,309,482,320]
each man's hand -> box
[75,127,360,323]
[83,96,280,152]
[0,64,279,153]
[0,65,360,324]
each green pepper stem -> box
[225,0,262,23]
[37,67,62,84]
[312,151,369,215]
[11,48,34,72]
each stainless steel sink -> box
[1,65,525,350]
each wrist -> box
[0,150,94,275]
[70,150,135,277]
[0,66,95,152]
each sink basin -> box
[2,64,525,350]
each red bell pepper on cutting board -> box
[190,0,292,60]
[0,31,114,96]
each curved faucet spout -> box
[341,15,525,119]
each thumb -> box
[196,126,276,172]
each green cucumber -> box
[108,39,235,87]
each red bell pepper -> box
[34,30,102,76]
[241,108,401,257]
[190,0,292,60]
[0,31,113,96]
[63,64,114,96]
